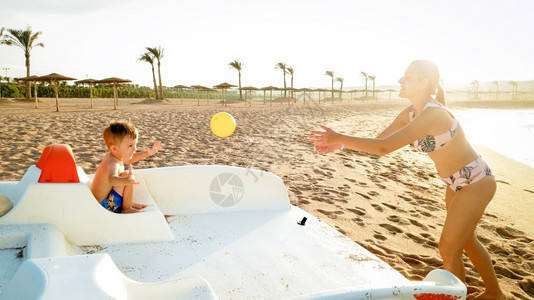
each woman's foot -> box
[473,290,506,300]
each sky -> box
[1,0,533,89]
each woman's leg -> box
[443,187,466,281]
[439,176,503,298]
[464,230,504,299]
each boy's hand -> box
[132,203,147,210]
[127,164,139,185]
[148,141,162,156]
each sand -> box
[0,97,532,299]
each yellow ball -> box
[210,112,236,138]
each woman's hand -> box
[309,125,340,146]
[309,125,344,154]
[314,143,344,154]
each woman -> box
[309,60,504,300]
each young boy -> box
[91,121,162,213]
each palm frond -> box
[275,62,287,70]
[229,60,243,71]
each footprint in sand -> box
[373,231,387,241]
[404,232,426,244]
[371,203,384,212]
[375,183,387,189]
[355,192,371,200]
[317,209,344,219]
[367,190,380,196]
[496,226,529,241]
[494,265,523,280]
[518,278,534,298]
[386,215,410,225]
[408,218,428,230]
[347,207,366,216]
[379,223,403,234]
[351,217,365,227]
[381,202,398,210]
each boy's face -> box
[114,136,138,160]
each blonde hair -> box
[409,60,446,106]
[103,121,138,149]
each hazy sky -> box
[1,0,533,89]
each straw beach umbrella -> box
[299,88,314,105]
[75,78,98,108]
[96,77,132,110]
[173,84,189,104]
[17,75,40,108]
[36,73,77,112]
[315,88,329,104]
[260,86,279,106]
[190,85,211,106]
[214,82,237,107]
[240,86,259,107]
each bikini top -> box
[409,101,458,153]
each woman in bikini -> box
[309,60,504,300]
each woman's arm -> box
[310,108,442,156]
[376,105,411,138]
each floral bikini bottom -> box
[441,157,493,192]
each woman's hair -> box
[410,60,446,106]
[103,121,138,148]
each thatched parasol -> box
[96,77,132,110]
[314,88,330,104]
[174,85,189,104]
[36,73,77,112]
[260,86,279,106]
[240,86,260,107]
[191,85,211,106]
[281,87,298,105]
[17,75,41,108]
[299,88,314,105]
[214,82,237,107]
[75,78,98,108]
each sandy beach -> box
[0,97,532,299]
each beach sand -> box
[0,97,532,299]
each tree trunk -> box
[157,60,163,99]
[151,64,158,99]
[238,72,242,100]
[54,82,59,112]
[331,78,334,100]
[25,53,31,100]
[283,73,287,98]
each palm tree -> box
[275,62,287,97]
[336,77,344,101]
[492,81,499,100]
[287,67,294,98]
[139,52,159,99]
[229,60,243,100]
[146,46,164,99]
[471,80,479,99]
[325,71,334,99]
[361,72,368,100]
[368,75,376,99]
[1,27,44,100]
